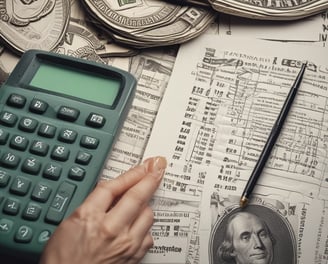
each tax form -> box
[142,35,328,264]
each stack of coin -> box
[82,0,217,48]
[208,0,328,20]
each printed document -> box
[143,35,328,264]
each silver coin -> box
[0,0,70,53]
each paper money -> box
[164,0,211,7]
[208,0,328,20]
[82,0,217,48]
[0,0,70,54]
[162,0,328,20]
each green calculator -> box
[0,50,136,261]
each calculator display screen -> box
[29,62,120,106]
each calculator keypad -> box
[0,92,107,247]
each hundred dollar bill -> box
[0,0,70,54]
[69,0,139,57]
[82,0,217,48]
[208,0,328,20]
[164,0,211,6]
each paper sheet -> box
[142,34,328,264]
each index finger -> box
[106,156,167,226]
[82,157,164,212]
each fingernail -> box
[145,156,167,178]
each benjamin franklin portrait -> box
[209,204,296,264]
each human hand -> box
[39,156,167,264]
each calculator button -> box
[80,135,99,149]
[75,151,92,165]
[0,111,18,127]
[18,117,38,132]
[6,94,26,108]
[58,128,77,143]
[0,170,10,187]
[23,202,42,221]
[68,166,85,181]
[43,162,62,181]
[0,218,14,234]
[0,128,9,145]
[0,152,21,169]
[29,99,48,114]
[31,182,52,202]
[10,135,29,151]
[3,198,20,215]
[15,225,33,243]
[45,181,76,224]
[51,145,70,161]
[57,106,80,122]
[10,176,31,196]
[38,230,51,244]
[86,113,105,128]
[21,157,42,175]
[38,123,56,138]
[30,140,49,156]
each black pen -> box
[240,62,307,208]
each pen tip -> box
[240,196,248,208]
